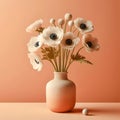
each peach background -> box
[0,0,120,102]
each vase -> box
[46,72,76,112]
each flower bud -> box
[58,18,64,26]
[26,19,43,33]
[68,20,74,27]
[50,18,55,24]
[64,13,72,21]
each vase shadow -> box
[72,108,82,113]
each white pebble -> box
[82,108,88,115]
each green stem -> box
[77,31,80,37]
[62,48,67,72]
[65,47,75,71]
[64,50,71,71]
[73,28,77,33]
[70,26,72,32]
[63,20,68,33]
[66,59,74,71]
[49,59,57,71]
[76,46,84,55]
[59,45,61,72]
[54,58,59,71]
[71,47,75,55]
[53,23,56,27]
[64,49,69,72]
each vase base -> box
[47,103,75,113]
[49,108,74,113]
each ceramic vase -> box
[46,72,76,112]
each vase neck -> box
[54,72,68,80]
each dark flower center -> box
[80,23,87,30]
[34,59,39,64]
[65,39,73,45]
[50,33,57,40]
[86,41,93,48]
[34,41,39,47]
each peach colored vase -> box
[46,72,76,112]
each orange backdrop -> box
[0,0,120,102]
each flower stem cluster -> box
[26,13,100,72]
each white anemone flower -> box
[27,36,43,52]
[42,26,64,47]
[28,53,43,71]
[61,32,80,50]
[74,18,94,34]
[82,34,100,52]
[26,19,43,33]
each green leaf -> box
[71,54,85,61]
[41,46,59,60]
[78,59,93,65]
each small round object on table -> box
[82,108,88,115]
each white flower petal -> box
[61,32,80,50]
[82,34,100,52]
[74,18,94,34]
[74,37,80,45]
[42,26,64,47]
[28,53,43,71]
[26,19,43,33]
[27,36,43,52]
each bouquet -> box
[26,13,100,72]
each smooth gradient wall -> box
[0,0,120,102]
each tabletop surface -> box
[0,103,120,120]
